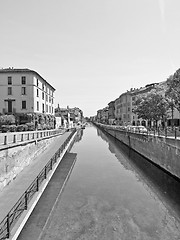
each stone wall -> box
[0,137,57,191]
[99,125,180,179]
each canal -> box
[18,124,180,240]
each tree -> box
[165,70,180,112]
[134,92,168,128]
[0,115,16,126]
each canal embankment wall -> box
[96,123,180,180]
[0,129,78,240]
[0,130,65,191]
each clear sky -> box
[1,0,180,117]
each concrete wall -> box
[0,136,57,191]
[99,125,180,179]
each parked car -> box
[136,126,148,133]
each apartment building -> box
[114,92,132,125]
[108,100,115,124]
[0,68,55,115]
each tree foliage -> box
[134,92,168,122]
[0,115,16,126]
[165,69,180,112]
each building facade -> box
[0,68,55,116]
[108,100,115,124]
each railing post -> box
[27,133,30,141]
[50,159,52,170]
[36,177,39,192]
[32,133,34,139]
[44,166,47,179]
[4,135,7,145]
[24,191,28,210]
[13,135,16,143]
[6,214,10,238]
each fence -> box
[0,129,66,147]
[0,128,76,240]
[96,123,180,140]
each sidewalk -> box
[0,131,72,223]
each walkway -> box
[0,131,72,234]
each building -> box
[108,100,115,124]
[96,107,109,124]
[55,105,84,128]
[0,68,55,116]
[114,92,132,126]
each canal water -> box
[33,125,180,239]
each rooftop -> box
[0,68,55,91]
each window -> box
[37,101,39,111]
[37,79,38,86]
[8,76,12,85]
[49,106,51,113]
[42,84,44,90]
[46,105,48,112]
[8,87,12,95]
[42,92,44,100]
[52,107,53,114]
[52,98,53,104]
[46,95,48,101]
[22,101,26,109]
[21,76,26,84]
[42,103,45,112]
[49,96,51,103]
[22,87,26,95]
[37,89,39,97]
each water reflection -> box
[75,129,84,143]
[97,127,180,222]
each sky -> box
[1,0,180,117]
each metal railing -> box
[95,123,180,140]
[0,129,66,147]
[0,128,76,240]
